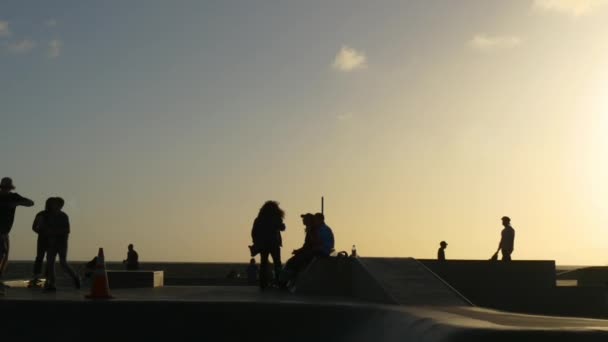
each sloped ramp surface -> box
[359,257,471,306]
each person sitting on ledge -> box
[246,258,259,285]
[438,241,447,261]
[123,244,139,270]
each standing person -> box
[29,198,54,287]
[0,177,34,295]
[496,216,516,262]
[123,244,139,270]
[250,201,286,289]
[438,241,448,261]
[43,197,80,292]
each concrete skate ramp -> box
[296,257,470,306]
[2,287,608,341]
[359,257,471,306]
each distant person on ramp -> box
[496,216,515,261]
[43,197,80,292]
[249,201,286,289]
[0,177,34,295]
[438,241,447,261]
[123,244,139,270]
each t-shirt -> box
[500,226,515,252]
[319,224,335,256]
[0,193,26,234]
[438,248,446,261]
[127,250,139,268]
[44,212,70,236]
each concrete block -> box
[107,270,164,289]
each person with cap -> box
[438,241,448,261]
[278,213,322,289]
[496,216,516,261]
[0,177,34,295]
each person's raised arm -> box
[15,195,34,207]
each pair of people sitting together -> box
[279,212,335,287]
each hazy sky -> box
[2,0,608,264]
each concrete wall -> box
[419,260,556,290]
[295,257,395,304]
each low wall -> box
[419,260,556,290]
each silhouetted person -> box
[315,213,335,256]
[497,216,515,262]
[30,198,54,287]
[0,177,34,295]
[250,201,286,289]
[43,197,80,292]
[246,258,259,285]
[438,241,447,261]
[279,213,322,288]
[123,244,139,270]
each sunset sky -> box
[2,0,608,264]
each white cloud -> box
[46,19,58,27]
[7,39,36,54]
[0,21,10,37]
[332,45,367,72]
[533,0,608,16]
[337,113,354,121]
[469,34,522,52]
[48,39,62,58]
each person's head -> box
[250,258,256,265]
[54,197,65,210]
[440,241,448,249]
[257,201,285,220]
[0,177,15,193]
[128,244,134,251]
[501,216,511,227]
[313,212,325,227]
[300,213,314,227]
[44,197,55,211]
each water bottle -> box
[351,245,357,257]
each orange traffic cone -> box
[85,248,113,299]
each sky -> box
[2,0,608,264]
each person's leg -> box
[57,236,80,288]
[502,250,512,261]
[45,238,58,290]
[0,234,8,275]
[259,251,270,289]
[270,247,282,284]
[33,235,47,280]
